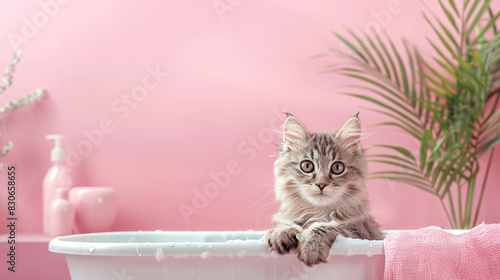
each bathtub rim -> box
[48,229,469,258]
[48,230,385,258]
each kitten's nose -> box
[317,184,327,191]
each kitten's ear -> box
[335,113,362,151]
[282,113,310,150]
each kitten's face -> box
[274,114,367,208]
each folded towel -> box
[384,223,500,280]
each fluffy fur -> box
[265,113,384,266]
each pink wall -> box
[0,0,499,234]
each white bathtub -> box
[49,230,385,280]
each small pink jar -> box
[69,186,118,233]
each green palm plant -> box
[321,0,500,229]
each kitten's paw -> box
[266,226,301,254]
[297,228,337,266]
[297,240,330,266]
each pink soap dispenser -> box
[48,188,75,236]
[43,134,73,234]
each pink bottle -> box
[48,188,75,236]
[43,135,73,234]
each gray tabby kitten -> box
[266,113,384,266]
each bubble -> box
[345,248,353,256]
[236,250,247,257]
[154,248,165,261]
[200,251,211,259]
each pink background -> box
[0,0,499,235]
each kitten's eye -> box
[331,162,345,175]
[300,160,314,173]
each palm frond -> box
[324,0,500,229]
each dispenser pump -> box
[46,134,65,162]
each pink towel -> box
[384,223,500,280]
